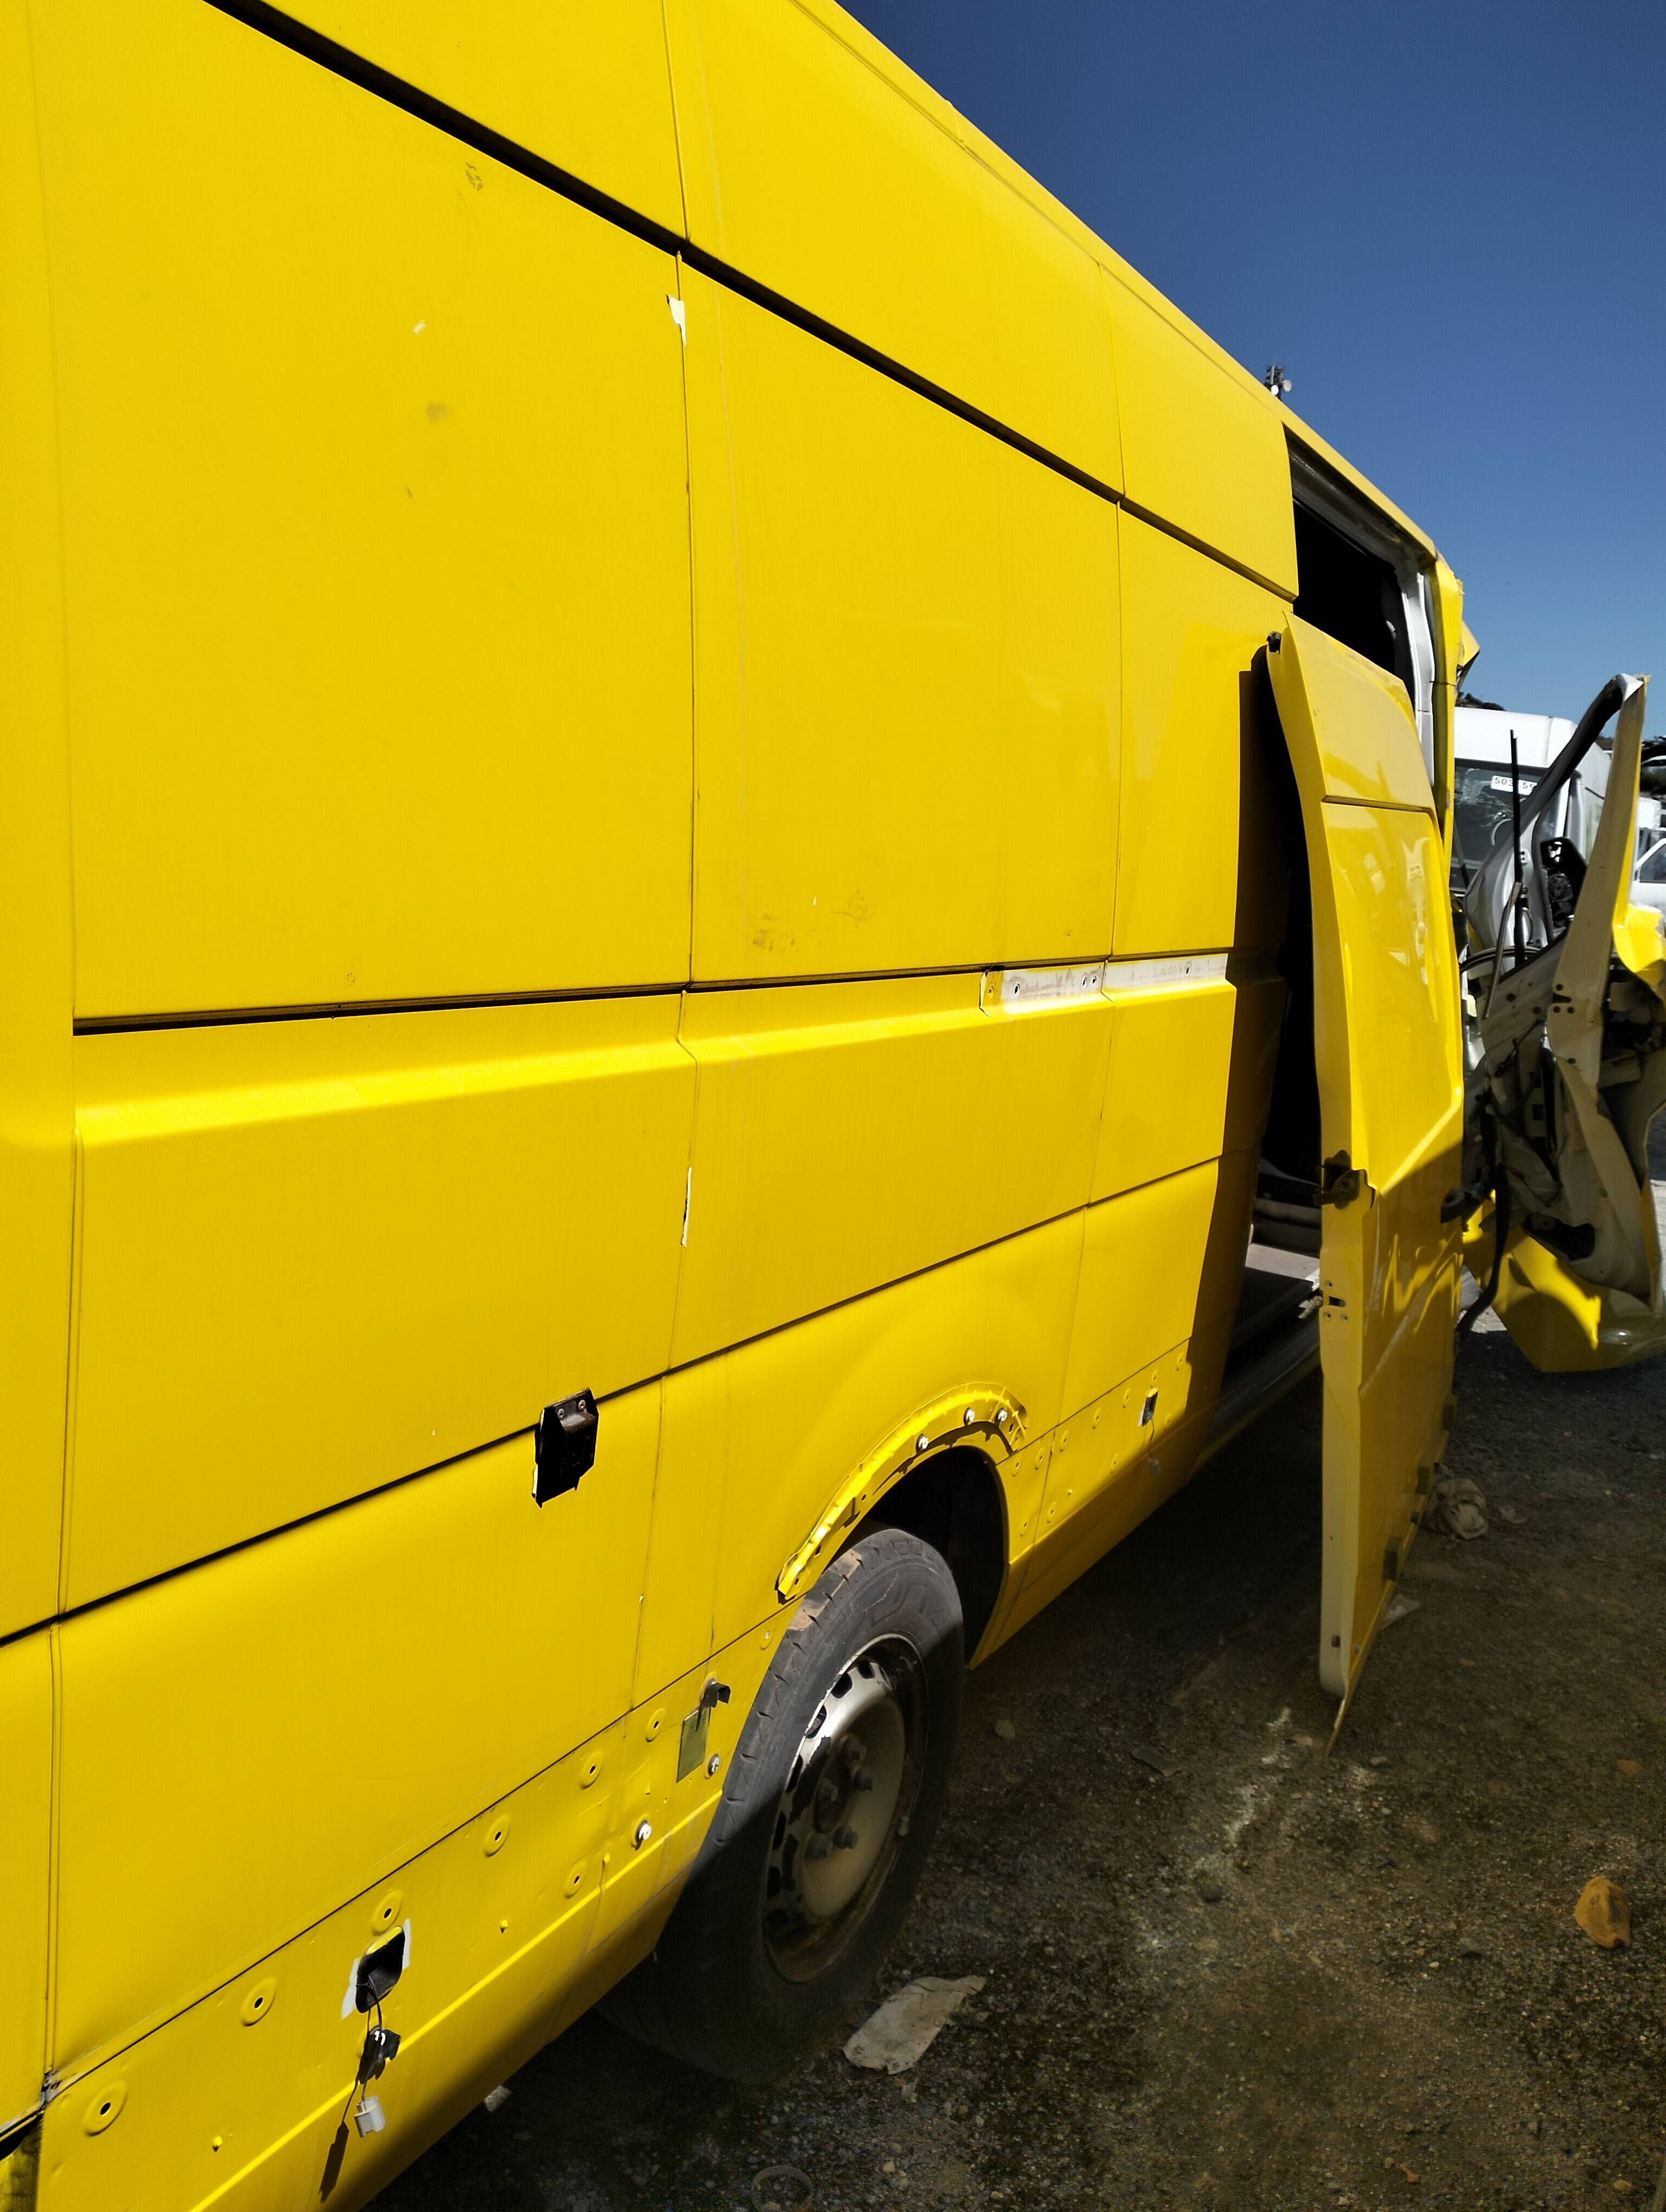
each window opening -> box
[1287,443,1437,789]
[1292,502,1408,685]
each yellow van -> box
[9,3,1648,2206]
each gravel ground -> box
[380,1169,1666,2212]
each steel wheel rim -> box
[762,1635,927,1982]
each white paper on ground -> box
[843,1975,986,2074]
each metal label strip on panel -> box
[982,963,1106,1011]
[1101,953,1229,995]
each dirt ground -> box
[380,1198,1666,2211]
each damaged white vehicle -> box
[1461,673,1666,1367]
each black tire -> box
[601,1525,963,2081]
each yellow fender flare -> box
[776,1385,1028,1605]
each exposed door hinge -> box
[1318,1152,1366,1207]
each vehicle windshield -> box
[1451,760,1543,889]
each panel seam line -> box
[200,0,1293,605]
[12,1148,1256,1642]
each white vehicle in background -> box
[1454,702,1666,912]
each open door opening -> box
[1189,665,1326,1482]
[1255,684,1323,1262]
[1265,617,1466,1709]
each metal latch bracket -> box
[534,1389,598,1504]
[676,1677,731,1781]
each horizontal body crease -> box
[7,1147,1237,1641]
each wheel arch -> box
[772,1385,1028,1660]
[856,1444,1006,1660]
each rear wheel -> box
[601,1526,963,2080]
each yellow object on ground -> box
[1573,1875,1631,1950]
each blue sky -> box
[842,0,1664,723]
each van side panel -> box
[1095,975,1238,1201]
[669,0,994,403]
[1071,1150,1250,1541]
[979,169,1123,492]
[54,1386,662,2074]
[64,1001,693,1607]
[670,976,1111,1368]
[1007,1320,1233,1636]
[0,1632,52,2135]
[1106,275,1298,597]
[1114,515,1290,957]
[39,1617,778,2212]
[684,275,1119,983]
[995,454,1122,960]
[0,0,74,1641]
[1004,1148,1255,1635]
[642,1211,1084,1697]
[274,0,687,232]
[30,0,693,1019]
[1063,1154,1255,1420]
[41,1737,614,2212]
[668,0,1118,486]
[685,277,1002,980]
